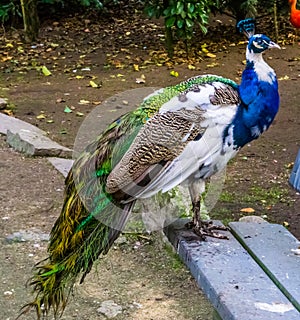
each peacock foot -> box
[185,220,229,240]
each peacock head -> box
[247,34,280,54]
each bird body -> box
[289,0,300,28]
[20,19,280,319]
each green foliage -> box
[218,0,258,21]
[0,0,21,24]
[77,0,107,9]
[0,0,119,26]
[145,0,217,40]
[219,0,289,22]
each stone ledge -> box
[0,113,72,157]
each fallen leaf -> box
[36,114,46,119]
[64,106,72,113]
[170,70,179,77]
[283,221,290,227]
[75,75,84,79]
[206,53,216,58]
[206,62,219,68]
[136,77,145,84]
[278,75,290,81]
[133,64,139,71]
[46,119,54,123]
[188,64,196,70]
[2,109,13,116]
[41,66,52,76]
[78,99,90,105]
[76,111,84,117]
[240,207,255,213]
[89,80,100,88]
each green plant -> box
[145,0,218,57]
[0,1,21,24]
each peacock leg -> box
[186,180,228,240]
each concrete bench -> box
[290,149,300,192]
[164,220,300,319]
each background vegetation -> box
[0,0,290,55]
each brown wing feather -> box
[106,109,205,196]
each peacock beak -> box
[268,41,281,49]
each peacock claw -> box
[185,220,229,240]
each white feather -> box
[247,49,276,84]
[135,107,237,199]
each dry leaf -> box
[89,80,100,88]
[240,207,255,213]
[170,70,179,77]
[2,109,13,116]
[78,99,90,105]
[36,114,46,119]
[207,62,219,68]
[206,53,216,58]
[283,221,290,227]
[136,77,145,84]
[133,64,139,71]
[278,75,290,81]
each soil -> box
[0,8,300,320]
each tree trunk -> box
[20,0,39,42]
[165,25,174,59]
[163,0,174,58]
[273,0,279,43]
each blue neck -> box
[224,57,279,149]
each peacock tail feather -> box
[20,75,237,319]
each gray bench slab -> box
[230,221,300,312]
[0,113,72,157]
[164,220,300,320]
[290,149,300,192]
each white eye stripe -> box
[253,39,269,49]
[253,42,264,49]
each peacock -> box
[19,18,280,319]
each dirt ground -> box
[0,9,300,320]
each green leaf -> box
[41,66,51,76]
[64,106,72,113]
[176,2,184,14]
[187,3,195,13]
[165,16,176,28]
[177,18,184,29]
[185,18,194,28]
